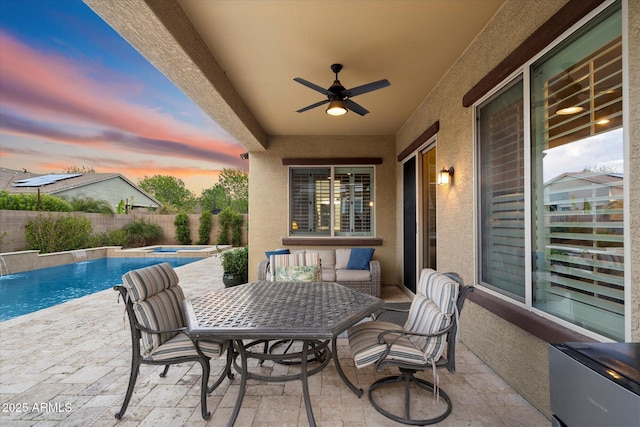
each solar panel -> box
[12,174,83,187]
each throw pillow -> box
[275,265,318,282]
[265,249,290,259]
[346,248,375,270]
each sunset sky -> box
[0,0,246,195]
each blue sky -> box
[0,0,245,194]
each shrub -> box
[220,246,248,279]
[216,207,233,245]
[231,213,244,247]
[25,214,93,253]
[0,191,73,212]
[123,219,163,247]
[91,228,131,247]
[197,211,212,245]
[216,207,243,246]
[174,212,191,245]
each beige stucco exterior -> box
[394,0,640,417]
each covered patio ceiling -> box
[84,0,505,151]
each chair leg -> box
[368,369,452,426]
[159,364,170,377]
[207,348,235,394]
[115,359,140,419]
[198,359,212,420]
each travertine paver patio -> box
[0,256,549,426]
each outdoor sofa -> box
[257,248,381,297]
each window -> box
[289,167,374,237]
[476,1,624,340]
[531,3,623,340]
[477,79,526,300]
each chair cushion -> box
[275,265,318,282]
[403,294,452,362]
[147,332,226,361]
[122,262,179,302]
[417,269,459,314]
[348,320,427,368]
[133,285,187,354]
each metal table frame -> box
[184,281,384,426]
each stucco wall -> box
[395,0,638,418]
[248,135,396,283]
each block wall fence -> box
[0,210,248,253]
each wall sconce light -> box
[240,152,249,160]
[437,167,454,185]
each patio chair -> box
[347,268,473,425]
[114,262,233,420]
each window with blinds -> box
[477,79,526,299]
[289,167,374,237]
[531,2,623,340]
[289,168,331,235]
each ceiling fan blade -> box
[345,79,390,98]
[296,99,330,113]
[293,77,330,95]
[344,99,369,116]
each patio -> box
[0,257,548,426]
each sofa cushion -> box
[346,248,375,270]
[275,265,318,282]
[336,269,371,282]
[307,250,335,270]
[321,270,336,282]
[335,249,351,270]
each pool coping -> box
[0,245,230,275]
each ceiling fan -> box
[294,64,390,116]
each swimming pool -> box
[0,257,202,321]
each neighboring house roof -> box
[0,168,161,208]
[545,171,624,187]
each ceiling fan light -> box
[326,99,348,116]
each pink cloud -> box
[0,31,244,159]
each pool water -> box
[0,257,201,321]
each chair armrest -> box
[371,305,409,321]
[378,322,454,345]
[369,259,381,281]
[135,323,188,336]
[257,259,269,281]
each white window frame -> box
[288,165,376,238]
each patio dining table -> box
[183,280,384,426]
